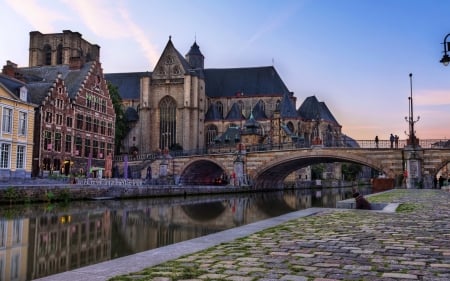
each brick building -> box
[2,30,115,178]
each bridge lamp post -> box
[403,73,422,188]
[439,33,450,66]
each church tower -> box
[139,37,206,152]
[185,41,204,69]
[28,30,100,67]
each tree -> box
[341,163,363,181]
[108,82,127,154]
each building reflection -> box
[0,186,368,280]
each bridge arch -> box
[179,158,228,185]
[254,150,384,188]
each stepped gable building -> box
[2,30,115,177]
[106,37,343,155]
[0,73,36,179]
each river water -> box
[0,186,371,280]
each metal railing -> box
[114,139,450,161]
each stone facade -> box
[106,38,343,156]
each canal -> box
[0,185,371,280]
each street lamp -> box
[404,73,420,147]
[440,33,450,66]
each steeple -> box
[185,41,204,69]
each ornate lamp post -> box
[440,33,450,66]
[403,73,422,188]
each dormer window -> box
[19,86,27,102]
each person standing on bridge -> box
[390,134,395,148]
[375,135,379,149]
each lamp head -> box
[440,54,450,66]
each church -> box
[106,37,343,156]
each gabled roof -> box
[297,96,340,125]
[15,62,94,104]
[204,103,223,121]
[279,92,298,119]
[0,74,28,101]
[152,37,192,78]
[214,126,241,144]
[252,102,268,120]
[105,72,149,100]
[204,66,290,98]
[225,103,244,121]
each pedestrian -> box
[394,135,399,149]
[389,134,394,148]
[375,135,379,148]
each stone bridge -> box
[120,140,450,188]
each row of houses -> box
[0,30,116,179]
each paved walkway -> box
[37,189,450,281]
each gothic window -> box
[275,100,281,111]
[57,44,63,64]
[287,122,294,133]
[43,44,52,65]
[258,100,266,112]
[164,55,174,65]
[206,125,218,145]
[159,96,176,149]
[216,101,223,118]
[157,66,166,75]
[238,101,244,114]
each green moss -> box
[396,203,419,213]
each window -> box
[216,101,223,118]
[100,142,105,158]
[0,143,10,168]
[86,94,92,108]
[206,125,218,145]
[65,135,72,153]
[16,145,25,169]
[94,96,100,111]
[44,131,52,151]
[93,140,98,158]
[75,136,82,156]
[159,97,176,149]
[55,133,62,152]
[85,116,92,131]
[44,44,52,65]
[84,139,91,158]
[45,111,53,123]
[76,114,83,129]
[100,121,106,135]
[101,100,106,113]
[57,44,63,64]
[2,108,12,133]
[18,112,27,136]
[56,114,63,125]
[93,119,99,133]
[66,116,73,127]
[107,123,112,136]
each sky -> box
[1,0,450,141]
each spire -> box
[186,41,204,69]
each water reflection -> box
[0,186,370,280]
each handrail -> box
[113,139,450,161]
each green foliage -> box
[311,164,325,180]
[58,188,71,203]
[341,163,363,181]
[5,186,19,203]
[396,203,418,213]
[108,82,127,154]
[45,190,55,202]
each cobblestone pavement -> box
[108,189,450,281]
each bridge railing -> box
[114,139,450,161]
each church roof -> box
[204,66,290,98]
[204,103,223,121]
[297,95,340,125]
[105,72,149,100]
[225,103,245,121]
[124,107,139,122]
[186,41,204,57]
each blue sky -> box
[1,0,449,140]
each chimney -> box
[2,60,18,77]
